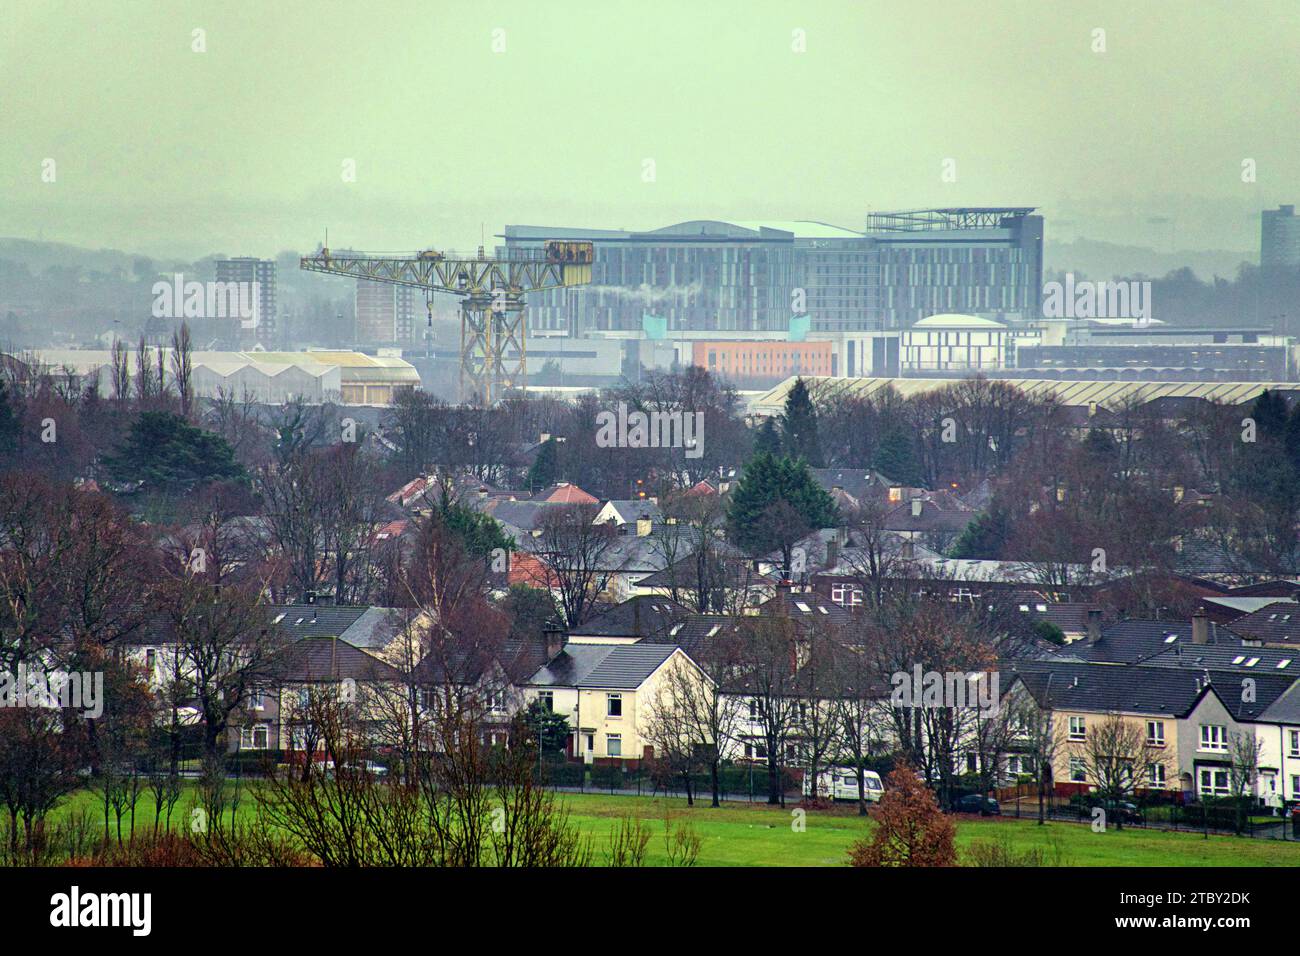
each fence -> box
[994,790,1300,841]
[534,758,803,802]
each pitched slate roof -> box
[1007,659,1297,721]
[808,468,900,503]
[883,497,974,534]
[1076,620,1200,664]
[270,636,403,683]
[266,605,408,651]
[527,643,679,689]
[1226,602,1300,645]
[568,596,691,638]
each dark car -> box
[954,794,1001,816]
[1081,797,1144,824]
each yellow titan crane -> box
[300,240,593,404]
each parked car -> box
[954,794,1001,816]
[803,768,886,802]
[1079,796,1144,824]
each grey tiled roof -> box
[270,637,403,683]
[1226,602,1300,645]
[527,643,679,689]
[1006,659,1296,722]
[568,596,691,638]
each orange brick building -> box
[692,341,832,379]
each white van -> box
[805,767,885,802]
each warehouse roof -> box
[750,376,1300,415]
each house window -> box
[1200,725,1228,752]
[606,734,622,757]
[538,691,554,711]
[1069,757,1087,783]
[830,583,862,606]
[249,690,265,711]
[1292,775,1300,796]
[607,693,622,718]
[1199,768,1230,797]
[1148,763,1166,788]
[1289,730,1300,758]
[1068,716,1086,741]
[1146,720,1164,746]
[242,724,269,750]
[145,648,157,670]
[487,691,506,714]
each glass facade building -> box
[502,210,1043,338]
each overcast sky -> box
[2,0,1297,258]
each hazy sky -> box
[2,0,1298,258]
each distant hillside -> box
[1045,238,1254,283]
[0,237,193,275]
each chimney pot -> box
[1085,608,1102,645]
[1192,608,1210,645]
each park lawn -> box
[48,787,1300,867]
[559,793,1300,867]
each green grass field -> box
[53,786,1300,866]
[562,794,1300,866]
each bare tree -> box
[526,504,623,627]
[1065,712,1167,829]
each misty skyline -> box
[2,0,1298,259]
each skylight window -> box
[272,613,286,624]
[818,606,829,614]
[795,602,812,613]
[706,625,721,637]
[1232,655,1246,664]
[1164,635,1178,644]
[670,623,683,635]
[1278,660,1292,669]
[1245,658,1260,667]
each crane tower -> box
[300,240,593,404]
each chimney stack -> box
[1192,608,1210,645]
[543,624,566,661]
[1085,608,1102,645]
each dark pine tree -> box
[727,451,838,566]
[753,417,782,458]
[873,426,922,486]
[526,437,561,493]
[780,377,824,467]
